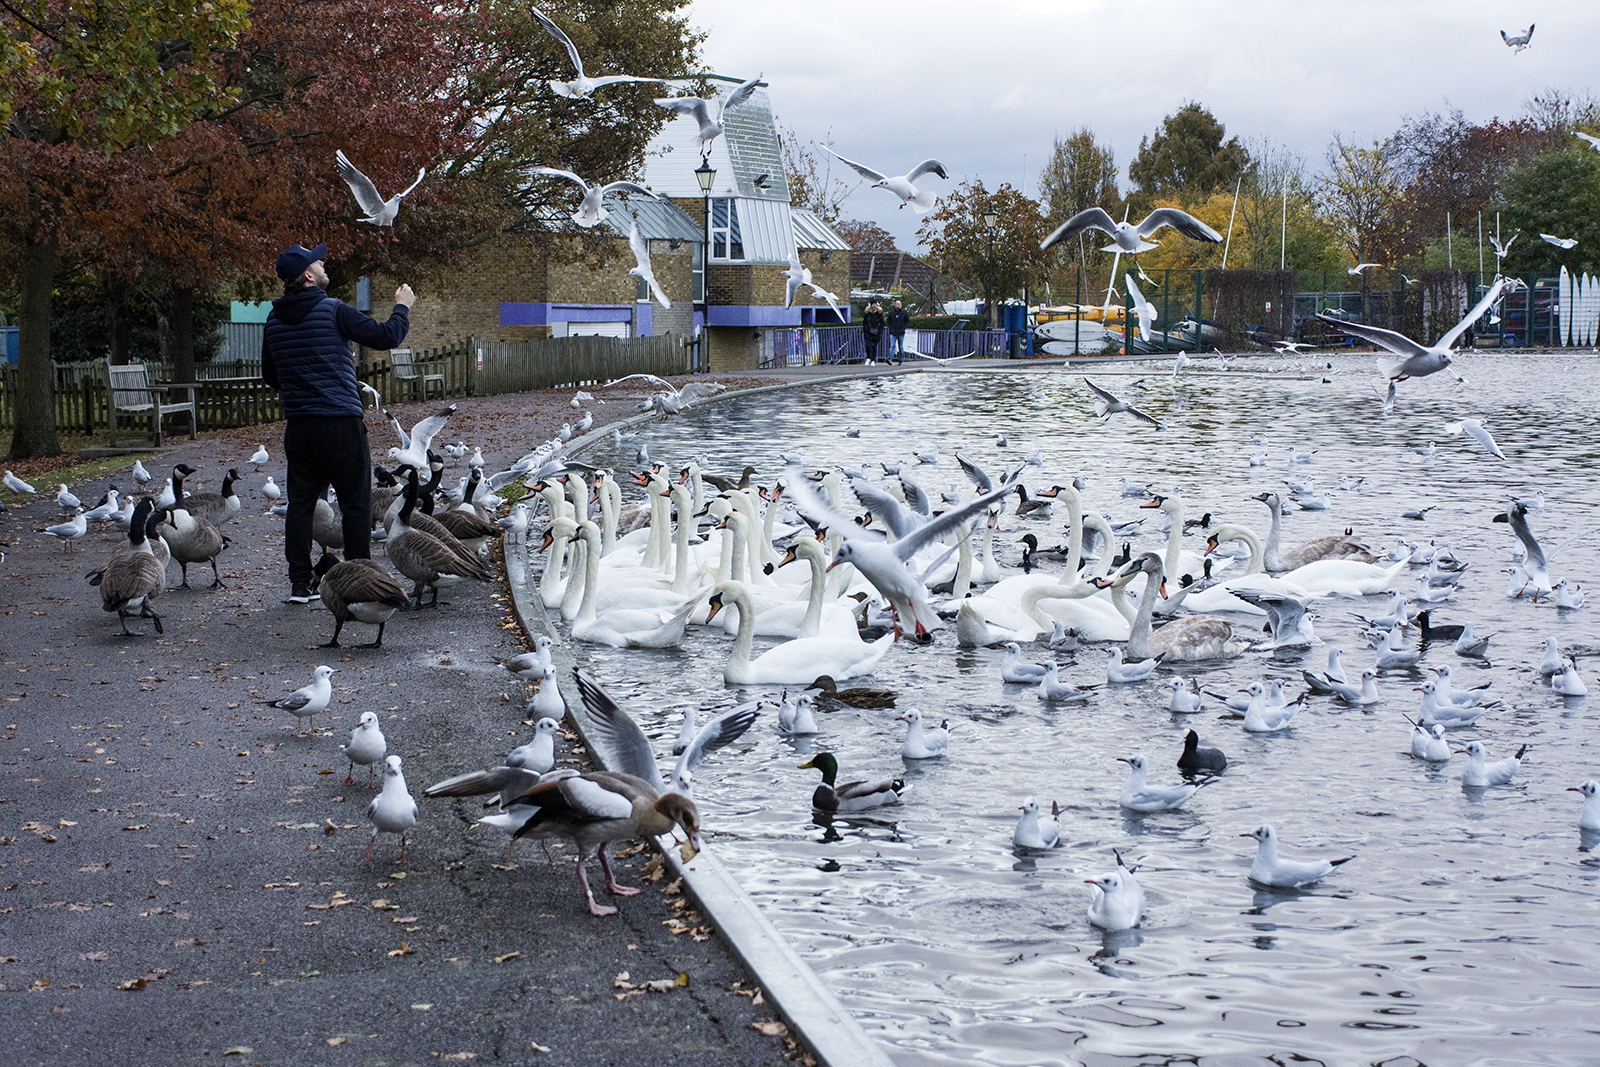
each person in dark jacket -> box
[262,242,415,602]
[862,301,884,362]
[886,298,910,362]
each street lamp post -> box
[982,207,999,332]
[695,158,716,372]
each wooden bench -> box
[105,362,197,446]
[388,347,445,400]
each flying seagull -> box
[627,220,669,309]
[1317,276,1506,382]
[824,149,949,213]
[654,73,763,157]
[1540,233,1578,250]
[530,166,657,228]
[1126,273,1157,343]
[1489,231,1518,262]
[530,5,670,99]
[780,247,844,318]
[1445,418,1507,460]
[1084,377,1162,428]
[334,151,425,230]
[1040,207,1222,254]
[1347,263,1381,275]
[1576,132,1600,152]
[1500,24,1534,52]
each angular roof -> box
[851,251,938,292]
[601,197,704,244]
[792,208,851,252]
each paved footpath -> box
[0,393,798,1066]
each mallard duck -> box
[798,752,906,813]
[804,674,896,709]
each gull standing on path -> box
[530,166,657,229]
[627,220,670,308]
[654,72,763,157]
[1244,824,1352,887]
[1041,206,1223,254]
[132,459,153,485]
[1319,277,1505,381]
[248,445,269,469]
[341,711,387,785]
[530,4,671,98]
[55,483,80,509]
[824,148,949,213]
[366,755,418,862]
[260,665,336,736]
[335,151,425,232]
[4,470,37,495]
[260,475,281,502]
[40,509,87,551]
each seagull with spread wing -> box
[1500,24,1534,52]
[627,220,669,309]
[779,248,846,319]
[1488,231,1518,263]
[1041,206,1222,254]
[530,166,657,228]
[786,467,1018,641]
[385,404,457,471]
[1577,132,1600,153]
[334,150,425,231]
[654,72,762,157]
[606,374,726,416]
[824,148,948,213]
[1540,233,1578,250]
[1317,277,1506,382]
[530,5,670,99]
[1083,377,1162,428]
[1126,273,1158,343]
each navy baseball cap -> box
[275,242,327,281]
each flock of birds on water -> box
[6,320,1595,928]
[4,10,1597,929]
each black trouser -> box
[284,415,372,585]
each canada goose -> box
[371,466,401,521]
[182,468,242,525]
[163,506,229,587]
[154,463,196,509]
[428,502,502,554]
[387,472,491,607]
[87,504,172,593]
[311,552,410,647]
[97,498,166,635]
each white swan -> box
[569,522,697,648]
[1120,553,1254,661]
[708,580,893,685]
[753,537,860,639]
[1209,523,1406,598]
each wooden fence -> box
[0,334,693,436]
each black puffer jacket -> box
[262,287,409,417]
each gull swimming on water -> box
[1013,797,1061,850]
[824,148,949,213]
[1318,277,1506,381]
[1085,852,1145,931]
[335,150,425,231]
[1244,824,1352,888]
[1040,206,1223,254]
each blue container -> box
[1,326,18,364]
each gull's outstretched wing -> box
[1041,207,1118,251]
[395,168,426,200]
[905,159,949,183]
[888,471,1022,562]
[654,96,712,125]
[1138,208,1223,242]
[843,479,919,540]
[606,372,674,393]
[670,702,760,789]
[529,165,592,193]
[598,181,657,201]
[1082,377,1121,407]
[807,283,843,318]
[334,151,387,217]
[629,222,671,308]
[574,670,664,791]
[408,404,458,454]
[1315,315,1430,359]
[530,5,585,79]
[717,72,763,119]
[825,146,887,184]
[956,453,993,494]
[675,381,727,404]
[1437,277,1507,350]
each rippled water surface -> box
[550,355,1600,1067]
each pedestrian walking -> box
[862,300,885,362]
[886,298,910,363]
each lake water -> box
[548,354,1600,1067]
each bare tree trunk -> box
[107,275,133,366]
[170,284,195,383]
[8,229,61,460]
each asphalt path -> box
[0,401,793,1066]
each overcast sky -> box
[683,0,1598,253]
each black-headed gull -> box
[334,150,425,230]
[530,5,669,99]
[1084,378,1162,428]
[824,148,948,213]
[1086,851,1144,930]
[385,403,457,470]
[260,664,336,736]
[627,219,670,308]
[1125,273,1158,343]
[1347,263,1381,275]
[530,166,656,228]
[1446,418,1506,459]
[4,470,37,494]
[1041,206,1222,254]
[40,508,87,551]
[1459,740,1526,786]
[780,247,842,317]
[1570,781,1600,830]
[1500,24,1534,52]
[653,72,762,157]
[1118,753,1210,811]
[1540,233,1577,249]
[366,755,418,862]
[1244,824,1352,887]
[1576,132,1600,153]
[897,708,950,759]
[249,444,269,468]
[341,711,387,785]
[1013,796,1060,850]
[1318,277,1505,381]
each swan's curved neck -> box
[1211,524,1264,576]
[798,542,827,638]
[1125,564,1161,661]
[724,582,756,669]
[574,523,603,623]
[1260,499,1284,571]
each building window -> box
[710,197,743,261]
[692,239,705,303]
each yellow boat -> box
[1033,303,1126,325]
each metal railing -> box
[761,326,1010,368]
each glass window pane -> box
[725,200,742,260]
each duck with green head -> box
[799,752,907,813]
